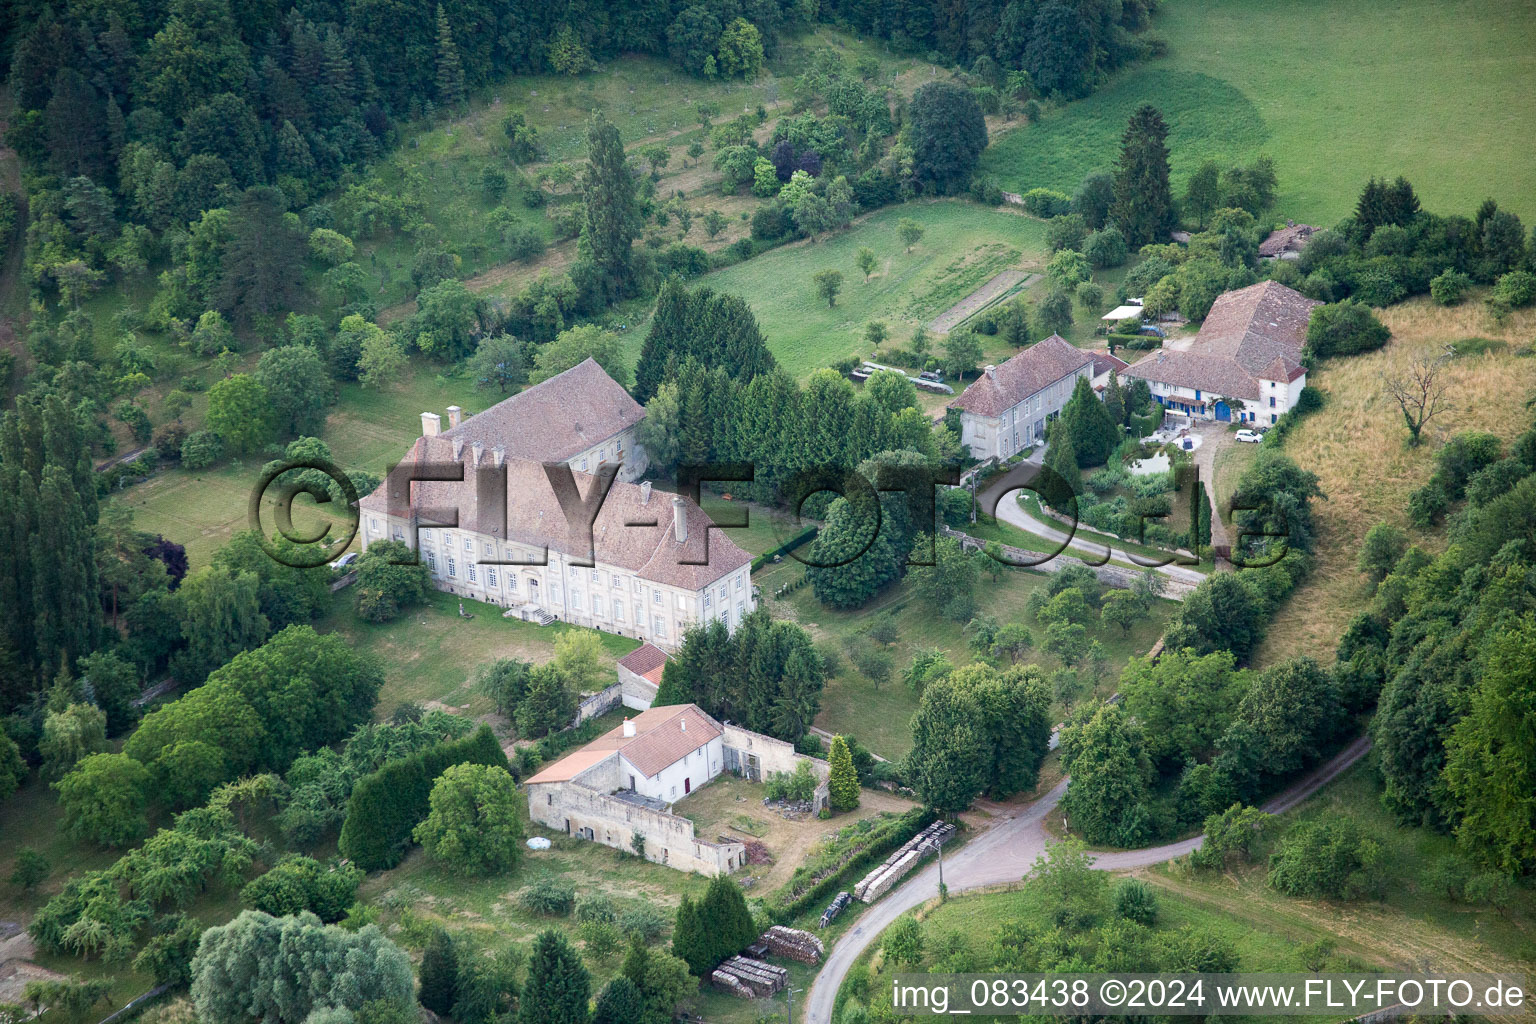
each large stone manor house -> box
[358,359,755,649]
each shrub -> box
[1112,878,1158,924]
[1304,299,1390,359]
[1084,227,1128,268]
[240,855,363,922]
[517,877,576,916]
[574,893,618,924]
[1429,268,1472,306]
[617,904,667,942]
[1020,188,1072,218]
[337,725,510,871]
[180,430,224,469]
[1267,813,1382,900]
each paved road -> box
[802,735,1374,1024]
[978,455,1208,591]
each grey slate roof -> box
[443,357,644,463]
[947,334,1093,417]
[1121,281,1319,401]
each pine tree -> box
[671,895,710,976]
[1102,370,1126,428]
[1059,376,1119,467]
[806,490,900,609]
[418,927,459,1015]
[698,875,756,967]
[1042,420,1083,511]
[828,735,861,811]
[1110,105,1174,248]
[592,976,645,1024]
[434,6,465,107]
[518,929,590,1024]
[581,112,641,302]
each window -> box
[426,552,437,572]
[591,570,600,583]
[653,591,661,604]
[1271,414,1278,424]
[592,596,604,617]
[735,575,743,591]
[704,593,712,609]
[719,585,727,600]
[508,575,518,592]
[483,542,491,555]
[614,603,624,622]
[1269,396,1277,408]
[369,518,379,532]
[580,458,588,471]
[487,567,498,587]
[447,558,457,578]
[612,575,622,589]
[463,537,472,551]
[392,527,404,540]
[654,618,667,637]
[467,563,477,582]
[572,591,583,610]
[616,437,623,454]
[569,567,578,578]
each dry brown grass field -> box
[1253,298,1536,666]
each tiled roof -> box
[1121,281,1319,401]
[948,335,1093,417]
[618,642,670,684]
[524,704,722,784]
[443,358,644,463]
[1258,224,1316,257]
[1088,351,1129,377]
[359,444,752,591]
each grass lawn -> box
[1252,299,1536,666]
[317,589,639,717]
[979,0,1536,226]
[702,200,1051,378]
[1143,758,1536,973]
[754,555,1175,759]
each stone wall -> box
[721,725,831,813]
[574,683,623,725]
[528,778,745,875]
[617,665,659,710]
[940,525,1197,599]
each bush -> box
[1304,299,1390,359]
[1112,878,1158,924]
[1267,813,1382,900]
[240,855,363,922]
[180,430,224,469]
[517,877,576,916]
[574,893,617,924]
[337,725,510,871]
[617,904,667,943]
[1020,188,1072,218]
[1084,227,1128,268]
[1430,268,1472,306]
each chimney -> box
[622,717,636,738]
[471,440,484,467]
[672,496,687,544]
[640,481,652,505]
[451,436,465,461]
[447,405,462,429]
[492,443,506,468]
[984,364,996,379]
[421,412,441,437]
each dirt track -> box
[927,269,1036,334]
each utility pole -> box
[786,984,803,1024]
[969,473,977,524]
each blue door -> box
[1214,401,1231,422]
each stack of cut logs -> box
[853,820,955,903]
[711,956,788,998]
[758,925,825,965]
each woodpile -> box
[758,925,824,965]
[853,821,955,903]
[711,956,788,998]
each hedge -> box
[765,807,935,923]
[338,725,510,870]
[1260,385,1324,450]
[750,526,818,571]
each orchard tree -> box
[813,268,843,307]
[414,763,524,875]
[856,246,877,281]
[898,218,925,252]
[54,752,150,847]
[467,334,527,393]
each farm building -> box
[1258,222,1317,259]
[1121,281,1320,425]
[525,704,829,875]
[948,334,1095,460]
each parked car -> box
[1234,429,1263,444]
[329,551,359,569]
[919,369,944,383]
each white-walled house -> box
[1121,281,1319,426]
[357,360,753,650]
[948,334,1095,460]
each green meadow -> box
[981,0,1536,225]
[702,200,1051,378]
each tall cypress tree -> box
[418,927,459,1015]
[699,875,757,966]
[671,895,711,976]
[580,111,641,303]
[1109,105,1174,248]
[519,929,590,1024]
[828,735,861,811]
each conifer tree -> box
[671,895,710,976]
[807,490,900,609]
[434,6,465,106]
[698,875,756,967]
[828,735,861,811]
[1059,376,1120,468]
[592,976,645,1024]
[1110,105,1174,248]
[518,929,590,1024]
[418,927,459,1015]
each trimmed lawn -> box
[979,0,1536,225]
[317,589,639,717]
[755,556,1175,759]
[701,200,1051,378]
